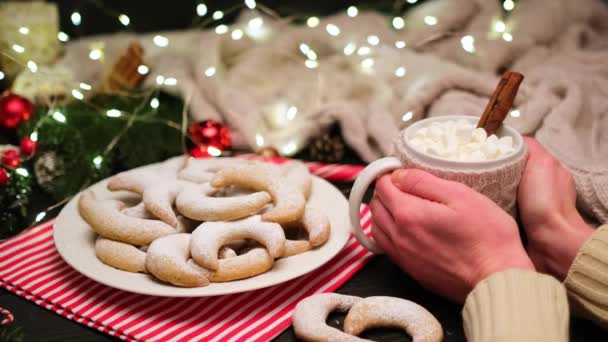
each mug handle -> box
[349,157,404,254]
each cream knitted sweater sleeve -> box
[564,224,608,328]
[462,269,569,342]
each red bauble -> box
[0,93,34,129]
[19,137,38,156]
[1,149,20,168]
[188,120,231,158]
[0,168,8,186]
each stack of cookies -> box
[78,157,331,288]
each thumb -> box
[391,169,457,204]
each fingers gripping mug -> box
[349,115,527,254]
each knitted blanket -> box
[44,0,608,223]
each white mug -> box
[349,115,526,254]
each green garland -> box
[17,91,185,201]
[0,91,185,239]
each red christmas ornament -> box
[0,168,8,186]
[0,93,34,129]
[19,137,38,156]
[1,149,20,168]
[188,120,231,158]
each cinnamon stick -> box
[477,71,524,135]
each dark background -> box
[2,1,608,341]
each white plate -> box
[53,161,351,297]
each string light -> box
[503,0,515,11]
[395,40,407,49]
[207,146,222,157]
[197,3,208,16]
[27,61,38,73]
[460,35,475,53]
[401,111,414,121]
[286,106,298,120]
[246,17,268,39]
[215,24,229,34]
[306,17,320,28]
[357,46,371,56]
[16,168,29,177]
[392,17,405,30]
[19,27,30,35]
[106,109,122,117]
[137,65,149,75]
[212,11,224,20]
[71,12,81,26]
[204,67,216,77]
[407,0,418,3]
[326,24,340,36]
[245,0,256,10]
[89,48,103,60]
[30,131,38,141]
[57,32,69,42]
[343,42,356,55]
[282,142,297,155]
[0,71,4,80]
[347,6,358,17]
[92,156,103,169]
[72,89,84,100]
[12,44,25,53]
[255,134,265,147]
[502,32,513,42]
[231,29,244,40]
[360,57,374,72]
[424,16,437,26]
[153,35,169,47]
[118,14,130,27]
[52,111,67,123]
[299,43,311,55]
[35,212,46,223]
[305,59,318,69]
[150,97,160,109]
[395,66,407,77]
[494,20,506,33]
[367,35,380,46]
[156,75,165,85]
[510,109,520,117]
[164,77,178,86]
[79,82,92,90]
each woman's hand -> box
[518,137,594,280]
[370,169,534,303]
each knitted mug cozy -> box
[393,134,528,216]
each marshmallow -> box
[407,120,515,161]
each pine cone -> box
[34,151,65,193]
[307,125,346,163]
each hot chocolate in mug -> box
[348,115,527,254]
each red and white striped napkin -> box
[0,160,372,341]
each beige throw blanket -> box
[47,0,608,223]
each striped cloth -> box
[0,160,372,341]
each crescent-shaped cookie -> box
[282,240,312,257]
[79,191,176,246]
[95,237,147,273]
[188,247,274,282]
[211,163,306,224]
[190,215,285,270]
[142,180,190,227]
[292,293,366,342]
[284,200,331,247]
[145,233,210,287]
[176,183,271,221]
[178,157,250,183]
[283,161,312,199]
[343,296,443,342]
[122,202,194,233]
